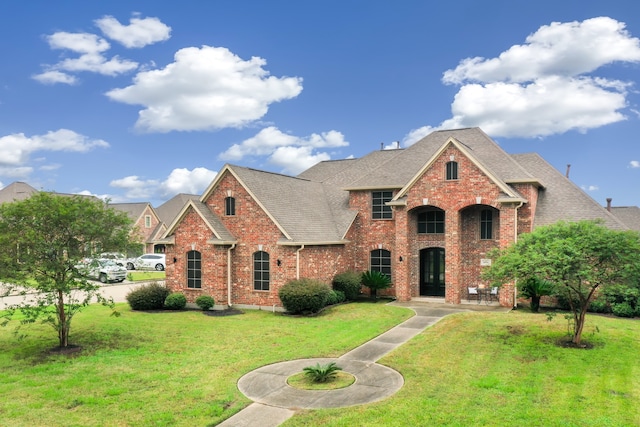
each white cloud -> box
[418,17,640,139]
[0,129,109,167]
[218,126,348,174]
[106,45,303,132]
[402,126,436,147]
[95,14,171,48]
[630,160,640,168]
[32,70,78,85]
[110,167,217,201]
[581,185,599,192]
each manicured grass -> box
[0,301,410,426]
[284,310,640,427]
[126,271,165,281]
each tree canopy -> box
[484,220,640,345]
[0,192,133,348]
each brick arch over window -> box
[253,251,270,291]
[370,249,391,278]
[187,250,201,289]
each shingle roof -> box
[511,153,627,229]
[155,193,200,225]
[609,206,640,231]
[0,182,38,204]
[110,202,152,222]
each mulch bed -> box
[203,308,244,317]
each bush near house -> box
[278,278,332,314]
[125,282,170,311]
[164,293,187,310]
[332,271,362,300]
[195,295,215,311]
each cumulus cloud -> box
[219,126,348,174]
[0,129,109,168]
[110,167,217,200]
[412,17,640,139]
[32,70,78,85]
[581,185,599,192]
[95,14,171,48]
[105,45,303,132]
[630,160,640,168]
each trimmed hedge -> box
[195,295,215,311]
[126,282,170,311]
[164,292,187,310]
[332,271,362,301]
[279,278,332,314]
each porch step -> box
[410,296,501,306]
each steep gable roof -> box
[511,153,627,229]
[163,199,236,244]
[111,202,158,223]
[0,182,39,204]
[155,193,200,225]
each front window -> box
[370,249,391,278]
[446,161,458,180]
[187,250,201,289]
[253,251,270,291]
[418,210,445,234]
[144,215,152,228]
[225,196,236,216]
[372,191,393,219]
[480,209,493,240]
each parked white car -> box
[126,254,166,271]
[77,258,127,283]
[99,252,128,268]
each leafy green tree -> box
[0,192,133,348]
[519,277,555,312]
[361,270,392,299]
[484,220,640,345]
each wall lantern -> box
[277,259,282,266]
[173,257,177,264]
[399,256,403,262]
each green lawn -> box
[126,270,165,281]
[1,303,638,427]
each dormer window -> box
[225,196,236,216]
[446,161,458,180]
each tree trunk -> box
[530,296,541,312]
[57,289,68,348]
[572,307,587,346]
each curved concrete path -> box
[219,301,508,427]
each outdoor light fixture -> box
[277,259,281,266]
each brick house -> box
[161,127,627,309]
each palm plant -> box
[361,270,392,299]
[303,362,342,383]
[519,277,555,312]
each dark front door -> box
[420,247,445,296]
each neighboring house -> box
[110,203,162,254]
[160,128,629,310]
[0,181,39,203]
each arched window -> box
[446,161,458,180]
[370,249,391,278]
[187,250,201,289]
[480,209,493,240]
[418,209,445,234]
[225,196,236,216]
[253,251,270,291]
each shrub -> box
[612,302,635,318]
[164,292,187,310]
[603,284,639,313]
[334,290,346,303]
[303,362,342,383]
[278,278,332,314]
[587,296,610,314]
[125,282,170,311]
[195,295,215,311]
[519,277,555,312]
[361,270,392,298]
[326,290,339,306]
[332,271,362,300]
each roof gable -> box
[163,199,236,244]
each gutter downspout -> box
[513,202,524,309]
[227,244,236,307]
[296,245,305,280]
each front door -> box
[420,247,445,296]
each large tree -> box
[0,192,133,348]
[484,220,640,346]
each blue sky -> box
[1,1,639,208]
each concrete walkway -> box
[219,300,509,427]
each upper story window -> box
[225,196,236,216]
[370,249,392,278]
[144,215,152,228]
[446,161,458,180]
[418,210,445,234]
[480,209,493,240]
[253,251,270,291]
[372,191,393,219]
[187,250,202,289]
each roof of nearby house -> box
[0,181,39,204]
[155,193,200,225]
[110,202,155,223]
[609,206,640,231]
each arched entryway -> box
[419,247,445,296]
